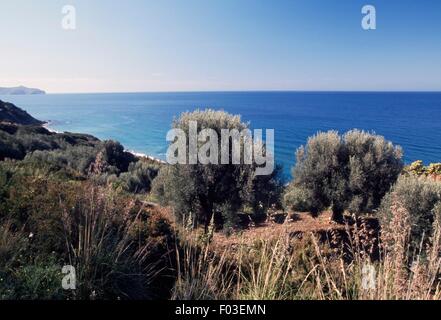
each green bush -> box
[0,124,102,161]
[101,140,136,173]
[283,185,314,212]
[0,123,138,178]
[0,258,65,300]
[118,160,160,193]
[285,130,403,221]
[25,146,99,174]
[378,175,441,250]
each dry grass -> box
[61,185,169,299]
[172,200,441,300]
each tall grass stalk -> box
[172,199,441,300]
[62,186,161,299]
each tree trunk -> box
[331,203,344,224]
[331,210,344,223]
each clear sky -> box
[1,0,441,93]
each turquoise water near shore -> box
[1,92,441,178]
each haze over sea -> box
[1,91,440,178]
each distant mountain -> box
[0,100,44,125]
[0,86,46,95]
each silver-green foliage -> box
[152,109,283,229]
[285,130,403,220]
[379,175,441,249]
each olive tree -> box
[286,131,348,222]
[285,130,403,222]
[152,109,283,231]
[344,130,403,214]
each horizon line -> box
[36,89,441,95]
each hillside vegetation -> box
[1,102,440,300]
[0,100,44,125]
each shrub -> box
[0,163,175,299]
[285,130,403,222]
[404,160,441,177]
[101,140,136,173]
[0,132,25,160]
[0,123,139,178]
[427,163,441,176]
[244,164,284,222]
[405,160,426,176]
[25,145,99,174]
[60,185,174,299]
[118,160,160,193]
[344,130,403,214]
[0,258,65,300]
[152,109,283,230]
[378,175,441,250]
[283,185,314,212]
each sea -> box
[1,91,441,179]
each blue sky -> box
[1,0,440,93]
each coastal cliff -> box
[0,100,44,125]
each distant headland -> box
[0,86,46,95]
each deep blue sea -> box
[1,92,441,178]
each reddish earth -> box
[212,211,347,250]
[429,174,441,182]
[152,202,379,255]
